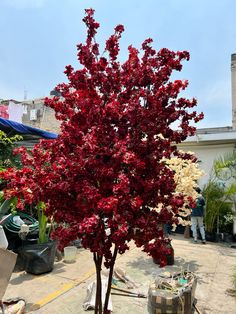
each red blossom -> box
[115,24,124,34]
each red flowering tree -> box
[1,9,203,313]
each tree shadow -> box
[126,255,207,283]
[10,272,36,285]
[50,262,66,274]
[174,256,199,273]
[10,262,65,285]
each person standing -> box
[191,187,206,244]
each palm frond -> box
[214,150,236,172]
[224,183,236,197]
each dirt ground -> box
[3,234,236,313]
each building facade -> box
[0,95,61,133]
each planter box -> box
[18,241,57,275]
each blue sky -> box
[0,0,235,128]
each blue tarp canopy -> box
[0,118,58,139]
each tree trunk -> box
[104,246,118,313]
[94,253,103,314]
[184,225,190,238]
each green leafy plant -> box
[0,131,22,191]
[0,198,50,245]
[203,151,236,233]
[0,131,22,169]
[203,182,233,233]
[37,201,51,244]
[214,151,236,175]
[0,195,17,220]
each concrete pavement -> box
[4,235,236,313]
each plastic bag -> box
[18,241,57,275]
[83,277,112,311]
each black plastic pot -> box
[3,227,22,251]
[232,234,236,242]
[153,245,174,266]
[18,240,57,275]
[3,226,39,251]
[222,233,233,243]
[205,231,219,242]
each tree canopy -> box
[1,9,203,313]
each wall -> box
[231,53,236,130]
[21,99,61,133]
[0,98,61,133]
[177,142,235,187]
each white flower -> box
[161,155,205,225]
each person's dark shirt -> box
[191,195,205,217]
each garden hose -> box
[3,212,39,234]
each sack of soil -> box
[18,241,57,275]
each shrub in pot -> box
[203,152,236,242]
[203,180,235,242]
[145,239,174,267]
[18,202,57,275]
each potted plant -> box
[0,199,56,274]
[18,201,57,275]
[203,152,236,242]
[203,181,225,241]
[0,130,57,274]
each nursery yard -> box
[4,234,236,314]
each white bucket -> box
[64,246,77,263]
[0,226,8,249]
